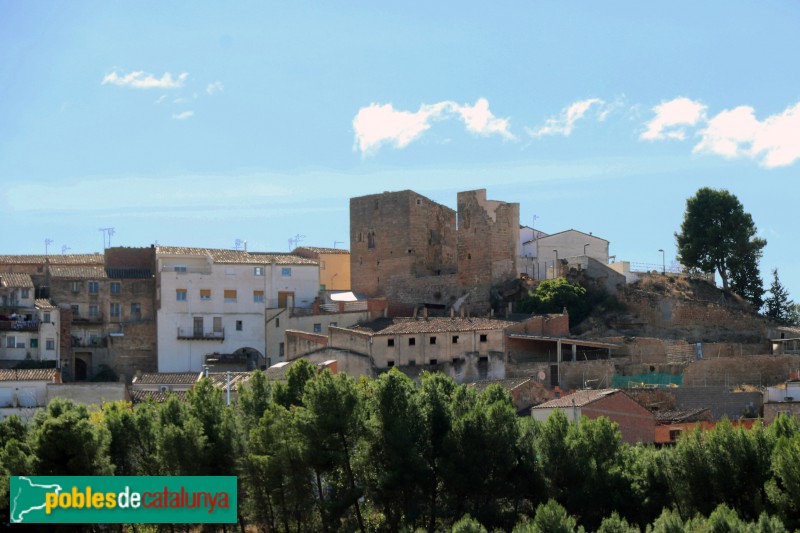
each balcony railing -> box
[161,266,213,275]
[177,327,225,341]
[0,319,41,332]
[72,337,108,348]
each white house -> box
[155,246,319,372]
[1,273,60,364]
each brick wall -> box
[582,392,655,444]
[105,247,155,270]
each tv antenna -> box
[99,227,115,249]
[234,239,247,251]
[288,234,306,250]
[45,238,54,257]
[61,245,71,255]
[333,240,344,249]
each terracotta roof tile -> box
[0,254,104,265]
[0,273,34,288]
[532,389,620,409]
[35,299,56,310]
[155,246,318,265]
[0,368,60,382]
[349,317,514,335]
[48,266,108,279]
[130,389,188,404]
[132,372,201,385]
[294,246,350,255]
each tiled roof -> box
[130,389,188,404]
[48,266,107,279]
[0,274,28,289]
[155,246,318,265]
[349,317,515,335]
[655,408,710,423]
[0,272,34,288]
[132,372,201,385]
[0,368,59,382]
[105,268,153,279]
[205,372,254,390]
[0,254,104,265]
[294,246,350,255]
[469,378,532,392]
[35,299,56,310]
[532,389,619,409]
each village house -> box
[1,273,61,366]
[531,388,656,444]
[155,246,319,372]
[0,368,62,421]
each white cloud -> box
[452,98,514,139]
[527,98,605,137]
[206,81,224,95]
[693,102,800,168]
[172,111,194,120]
[640,97,706,141]
[154,95,167,104]
[352,99,512,156]
[102,70,188,89]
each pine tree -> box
[764,268,795,324]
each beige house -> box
[293,247,351,291]
[520,229,609,279]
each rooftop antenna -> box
[532,214,539,237]
[288,233,306,251]
[61,245,71,255]
[45,238,54,257]
[99,227,115,249]
[234,239,248,251]
[333,240,344,249]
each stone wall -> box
[285,330,328,359]
[673,386,761,419]
[682,354,800,388]
[46,382,129,406]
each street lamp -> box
[584,243,590,256]
[658,249,665,275]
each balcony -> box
[72,337,108,348]
[161,265,213,275]
[0,319,41,332]
[177,327,225,341]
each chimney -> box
[460,307,465,318]
[423,307,428,320]
[450,307,455,318]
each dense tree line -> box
[3,362,800,531]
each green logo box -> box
[10,476,237,524]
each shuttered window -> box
[224,290,237,302]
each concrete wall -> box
[673,386,761,420]
[266,308,370,364]
[293,348,374,379]
[535,231,609,265]
[46,382,129,406]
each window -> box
[46,339,55,350]
[130,303,141,319]
[368,231,376,249]
[110,282,121,294]
[213,317,222,333]
[254,267,264,276]
[319,284,326,291]
[89,305,99,318]
[452,335,459,344]
[30,338,38,348]
[479,334,488,343]
[176,289,187,301]
[429,337,437,345]
[319,260,326,270]
[275,318,280,328]
[253,290,264,303]
[408,338,416,346]
[388,360,395,367]
[430,359,438,365]
[71,281,81,293]
[6,336,15,348]
[281,267,292,277]
[236,320,243,331]
[43,312,51,323]
[409,359,416,366]
[330,322,337,327]
[71,304,80,317]
[174,265,187,273]
[88,281,99,294]
[279,342,285,357]
[388,338,395,347]
[313,323,322,333]
[224,290,237,302]
[110,303,120,318]
[21,288,29,299]
[200,289,211,300]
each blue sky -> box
[1,2,798,300]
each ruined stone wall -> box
[682,354,800,388]
[285,330,328,359]
[456,189,520,299]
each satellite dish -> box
[537,370,546,381]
